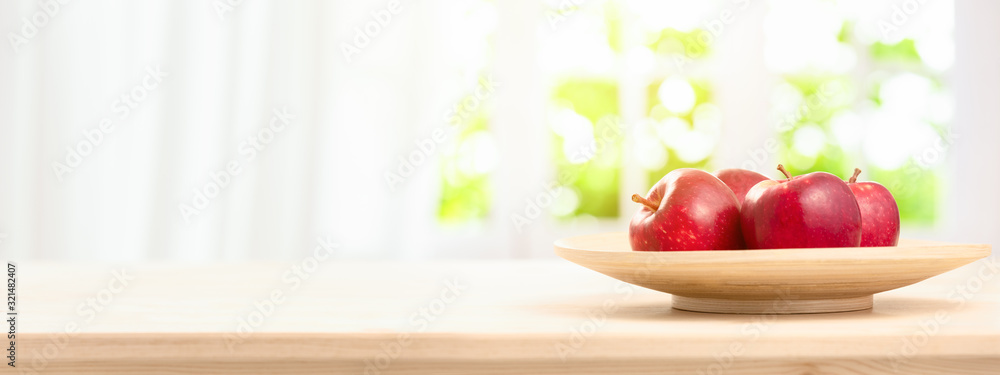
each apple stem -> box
[777,164,792,180]
[631,194,659,211]
[849,168,861,184]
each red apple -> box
[715,168,771,207]
[629,168,744,251]
[741,165,862,249]
[847,168,900,247]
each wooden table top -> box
[14,258,1000,374]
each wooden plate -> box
[554,232,991,314]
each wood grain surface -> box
[12,256,1000,374]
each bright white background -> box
[0,0,997,262]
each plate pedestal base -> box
[672,295,873,314]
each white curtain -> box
[0,0,544,261]
[2,0,998,262]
